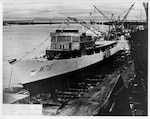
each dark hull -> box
[129,28,148,115]
[130,29,148,81]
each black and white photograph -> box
[2,0,148,116]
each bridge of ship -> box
[33,28,118,61]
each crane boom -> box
[122,3,135,21]
[110,13,114,21]
[93,5,110,21]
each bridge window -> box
[87,36,92,41]
[72,36,80,42]
[51,36,56,42]
[51,44,54,49]
[57,36,71,42]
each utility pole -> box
[143,2,148,25]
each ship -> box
[128,3,148,115]
[8,19,129,95]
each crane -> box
[93,5,110,21]
[122,3,135,22]
[67,17,103,37]
[110,13,114,21]
[117,10,127,21]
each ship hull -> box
[23,50,124,96]
[129,28,148,115]
[130,29,148,82]
[11,40,129,95]
[13,40,128,84]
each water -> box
[3,24,61,89]
[3,24,107,89]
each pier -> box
[3,19,146,26]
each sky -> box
[3,0,147,21]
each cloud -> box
[3,0,146,20]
